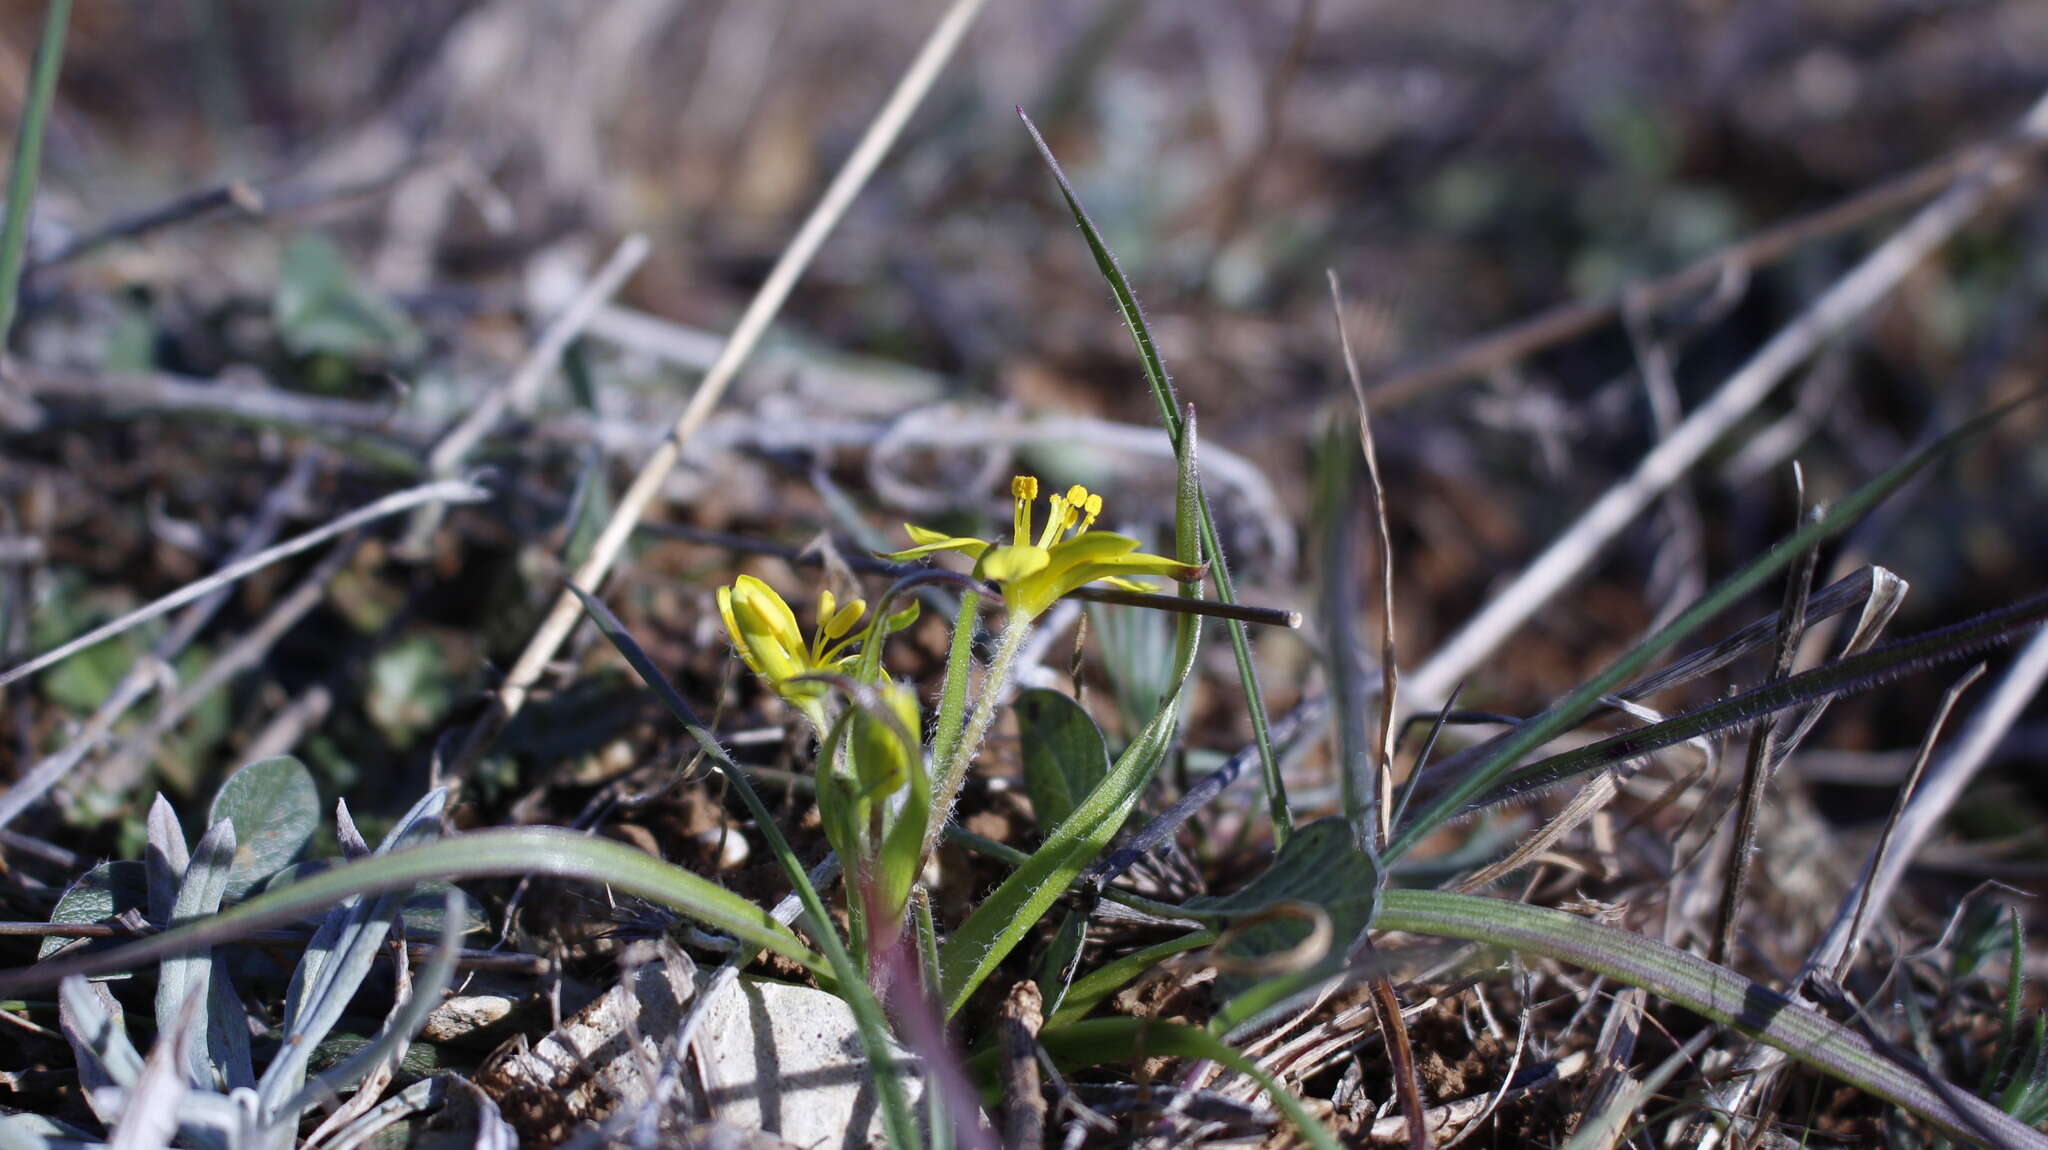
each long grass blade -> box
[1019,109,1292,845]
[0,829,824,996]
[1444,590,2048,813]
[0,0,69,348]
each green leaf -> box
[0,829,829,994]
[38,860,147,968]
[0,0,68,347]
[273,233,423,361]
[1186,817,1379,1002]
[1014,688,1111,834]
[1045,931,1213,1030]
[209,755,320,900]
[263,861,487,937]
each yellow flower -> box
[883,476,1202,619]
[716,575,867,703]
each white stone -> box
[692,977,925,1149]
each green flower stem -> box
[928,590,981,772]
[924,611,1032,855]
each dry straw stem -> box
[449,0,991,773]
[1405,86,2048,709]
[90,534,361,798]
[1329,270,1400,851]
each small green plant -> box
[5,758,470,1150]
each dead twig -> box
[1000,981,1047,1150]
[0,455,314,827]
[1711,488,1820,967]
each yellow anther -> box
[1011,475,1039,544]
[1076,492,1103,534]
[823,596,866,641]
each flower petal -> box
[717,586,764,675]
[882,524,990,563]
[732,574,804,654]
[1044,531,1141,565]
[978,544,1051,583]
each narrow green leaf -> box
[2,829,827,994]
[1456,591,2048,812]
[0,0,68,347]
[930,590,981,773]
[1021,109,1291,844]
[1045,931,1214,1030]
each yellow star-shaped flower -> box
[883,476,1203,619]
[717,575,873,704]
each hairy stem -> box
[925,612,1033,855]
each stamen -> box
[1012,476,1038,545]
[813,589,837,659]
[1061,485,1089,537]
[1075,492,1103,535]
[1037,492,1070,550]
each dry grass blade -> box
[0,476,485,693]
[406,233,650,545]
[1470,591,2048,813]
[1838,661,1988,979]
[1367,103,2048,407]
[1711,489,1820,967]
[1614,565,1895,701]
[1361,937,1429,1150]
[450,0,992,774]
[1330,270,1401,851]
